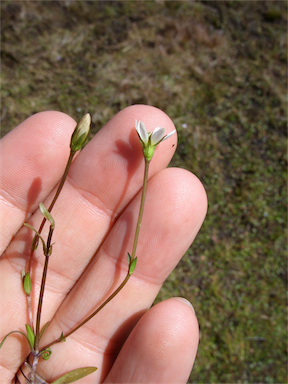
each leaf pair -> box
[0,325,36,352]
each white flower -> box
[135,120,176,162]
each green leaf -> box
[127,252,131,266]
[47,244,53,256]
[39,203,55,229]
[129,257,137,275]
[51,367,97,384]
[23,272,31,295]
[41,347,52,361]
[39,321,50,341]
[0,330,29,349]
[25,324,35,350]
[24,223,47,254]
[32,234,39,250]
[59,332,66,342]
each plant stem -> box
[131,159,149,261]
[34,226,54,354]
[27,150,75,273]
[26,295,33,331]
[42,273,131,352]
[25,151,75,333]
[40,159,150,354]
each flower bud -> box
[70,113,91,152]
[23,272,31,295]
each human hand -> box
[0,105,207,383]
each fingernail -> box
[175,297,196,314]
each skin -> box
[0,105,207,384]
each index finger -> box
[0,111,76,255]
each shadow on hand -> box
[100,307,146,383]
[110,127,143,226]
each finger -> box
[0,111,76,255]
[0,111,76,381]
[104,298,199,384]
[36,167,206,382]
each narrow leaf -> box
[51,367,97,384]
[24,223,47,254]
[59,332,66,342]
[32,234,39,250]
[39,321,50,341]
[127,252,131,267]
[24,222,39,234]
[47,244,53,256]
[0,330,29,349]
[129,257,137,276]
[39,203,55,229]
[25,324,35,350]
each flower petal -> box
[135,120,148,145]
[150,127,165,145]
[162,129,176,142]
[152,127,162,134]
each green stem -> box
[40,150,75,230]
[40,160,150,354]
[131,159,149,261]
[42,273,131,352]
[26,295,33,332]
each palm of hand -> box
[0,105,206,383]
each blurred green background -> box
[1,1,287,383]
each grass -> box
[1,1,287,382]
